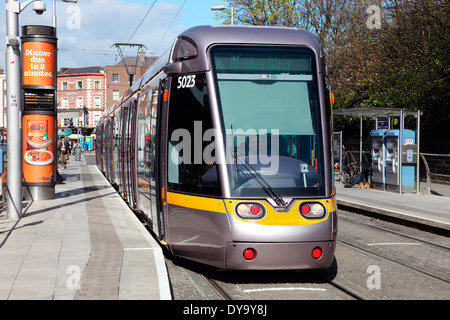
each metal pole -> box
[359,116,363,173]
[339,131,343,178]
[231,7,234,25]
[399,110,403,194]
[52,0,56,28]
[5,0,23,219]
[416,110,421,194]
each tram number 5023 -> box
[177,75,196,89]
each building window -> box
[112,90,120,101]
[77,81,83,90]
[76,97,83,109]
[94,114,100,127]
[94,96,101,108]
[62,97,68,109]
[62,81,68,91]
[94,80,101,90]
[112,74,119,82]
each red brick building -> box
[105,50,157,109]
[57,66,106,129]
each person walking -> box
[58,137,69,169]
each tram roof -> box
[99,25,325,122]
[181,25,320,45]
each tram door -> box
[106,118,113,181]
[130,99,138,209]
[124,99,138,208]
[154,79,169,240]
[110,118,116,182]
[121,105,129,200]
[115,109,123,195]
[96,124,103,171]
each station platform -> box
[1,154,448,300]
[335,180,450,233]
[0,154,171,300]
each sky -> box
[1,0,227,70]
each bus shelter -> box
[334,107,422,194]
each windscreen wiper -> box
[231,125,287,207]
[231,125,239,186]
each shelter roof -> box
[334,107,422,118]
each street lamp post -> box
[5,0,24,219]
[53,0,78,29]
[4,0,55,218]
[211,5,235,25]
[5,0,77,218]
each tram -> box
[96,25,337,270]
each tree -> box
[217,1,381,96]
[218,0,450,150]
[215,0,299,26]
[342,1,450,147]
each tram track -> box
[336,238,450,285]
[85,155,449,299]
[202,277,234,300]
[338,212,450,250]
[200,271,363,300]
[337,211,450,284]
[311,269,365,300]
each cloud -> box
[56,0,185,68]
[1,0,187,70]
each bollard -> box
[75,145,81,161]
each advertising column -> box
[21,25,57,200]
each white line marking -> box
[244,287,327,293]
[367,243,422,246]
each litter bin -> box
[75,144,81,161]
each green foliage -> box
[219,0,449,144]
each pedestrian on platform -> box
[357,150,372,189]
[72,140,80,155]
[58,137,69,169]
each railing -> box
[420,153,450,195]
[335,150,450,194]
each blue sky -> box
[1,0,227,70]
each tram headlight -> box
[299,202,326,219]
[236,203,265,219]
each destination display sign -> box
[212,46,313,74]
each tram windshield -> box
[211,45,326,198]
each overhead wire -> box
[151,0,187,54]
[58,0,188,65]
[126,0,158,44]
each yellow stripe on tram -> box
[167,192,227,214]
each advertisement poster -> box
[22,41,56,87]
[22,114,56,184]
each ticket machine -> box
[370,130,387,190]
[384,129,416,193]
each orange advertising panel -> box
[22,41,56,87]
[22,114,56,184]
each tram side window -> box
[137,89,153,182]
[167,73,220,195]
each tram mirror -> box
[300,163,309,173]
[164,62,183,75]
